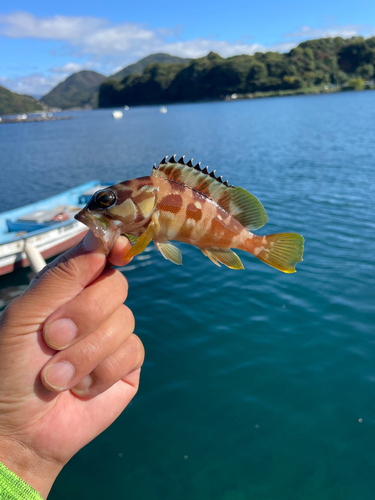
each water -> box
[1,92,375,499]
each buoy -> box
[112,111,123,119]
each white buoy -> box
[112,110,123,119]
[159,106,167,114]
[24,242,47,273]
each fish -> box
[75,156,304,273]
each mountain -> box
[0,85,47,115]
[109,53,191,81]
[38,55,190,110]
[98,37,375,108]
[41,71,106,109]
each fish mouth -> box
[75,209,121,255]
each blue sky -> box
[1,0,374,97]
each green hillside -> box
[109,53,191,80]
[0,85,47,116]
[98,36,375,108]
[41,70,106,109]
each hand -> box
[0,232,144,498]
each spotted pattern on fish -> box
[159,194,183,214]
[186,202,202,221]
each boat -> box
[159,106,168,114]
[0,181,114,276]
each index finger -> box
[4,232,107,331]
[107,235,133,267]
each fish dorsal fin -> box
[152,155,268,230]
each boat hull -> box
[0,221,88,276]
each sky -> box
[1,0,374,97]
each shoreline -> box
[97,85,375,109]
[0,116,73,125]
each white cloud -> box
[49,62,95,74]
[284,24,375,40]
[0,11,270,63]
[0,11,107,40]
[2,12,374,65]
[0,73,64,97]
[153,39,266,59]
[1,12,375,62]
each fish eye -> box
[95,190,116,209]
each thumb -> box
[5,231,107,331]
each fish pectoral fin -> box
[200,247,244,270]
[122,221,158,260]
[124,233,139,244]
[154,241,183,265]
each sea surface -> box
[1,92,375,499]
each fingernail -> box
[44,318,78,349]
[45,361,75,390]
[83,231,103,252]
[72,375,92,395]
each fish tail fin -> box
[247,233,304,273]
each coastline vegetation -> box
[99,36,375,107]
[0,85,47,116]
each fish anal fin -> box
[122,221,157,260]
[200,247,244,270]
[201,248,221,267]
[154,241,183,265]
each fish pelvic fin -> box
[246,233,304,273]
[154,241,183,265]
[200,247,245,270]
[124,233,139,244]
[122,220,158,260]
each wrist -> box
[0,435,62,499]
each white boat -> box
[0,181,114,276]
[112,110,123,119]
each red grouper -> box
[75,156,304,272]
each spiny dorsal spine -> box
[153,155,233,188]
